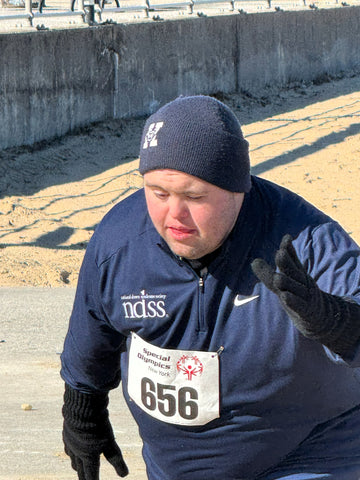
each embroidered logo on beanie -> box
[139,95,251,193]
[143,122,164,149]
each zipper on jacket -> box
[176,254,208,332]
[199,276,204,293]
[198,267,207,331]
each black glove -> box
[251,234,360,357]
[62,383,129,480]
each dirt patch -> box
[1,74,359,287]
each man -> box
[61,95,360,480]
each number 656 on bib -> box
[128,333,220,426]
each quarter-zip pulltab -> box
[198,267,207,331]
[199,267,207,292]
[199,276,205,293]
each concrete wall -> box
[1,7,360,150]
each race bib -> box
[128,332,220,426]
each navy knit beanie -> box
[139,95,251,193]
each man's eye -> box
[187,195,203,200]
[154,191,168,199]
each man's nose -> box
[168,197,189,220]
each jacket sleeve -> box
[296,222,360,366]
[61,236,126,394]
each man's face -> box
[144,169,244,260]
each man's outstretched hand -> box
[251,234,360,357]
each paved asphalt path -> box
[0,287,146,480]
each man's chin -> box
[167,241,210,261]
[167,240,199,260]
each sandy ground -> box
[0,73,360,288]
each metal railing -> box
[0,0,86,27]
[0,0,357,29]
[0,0,233,27]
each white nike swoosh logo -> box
[234,295,259,307]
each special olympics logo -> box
[176,355,204,380]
